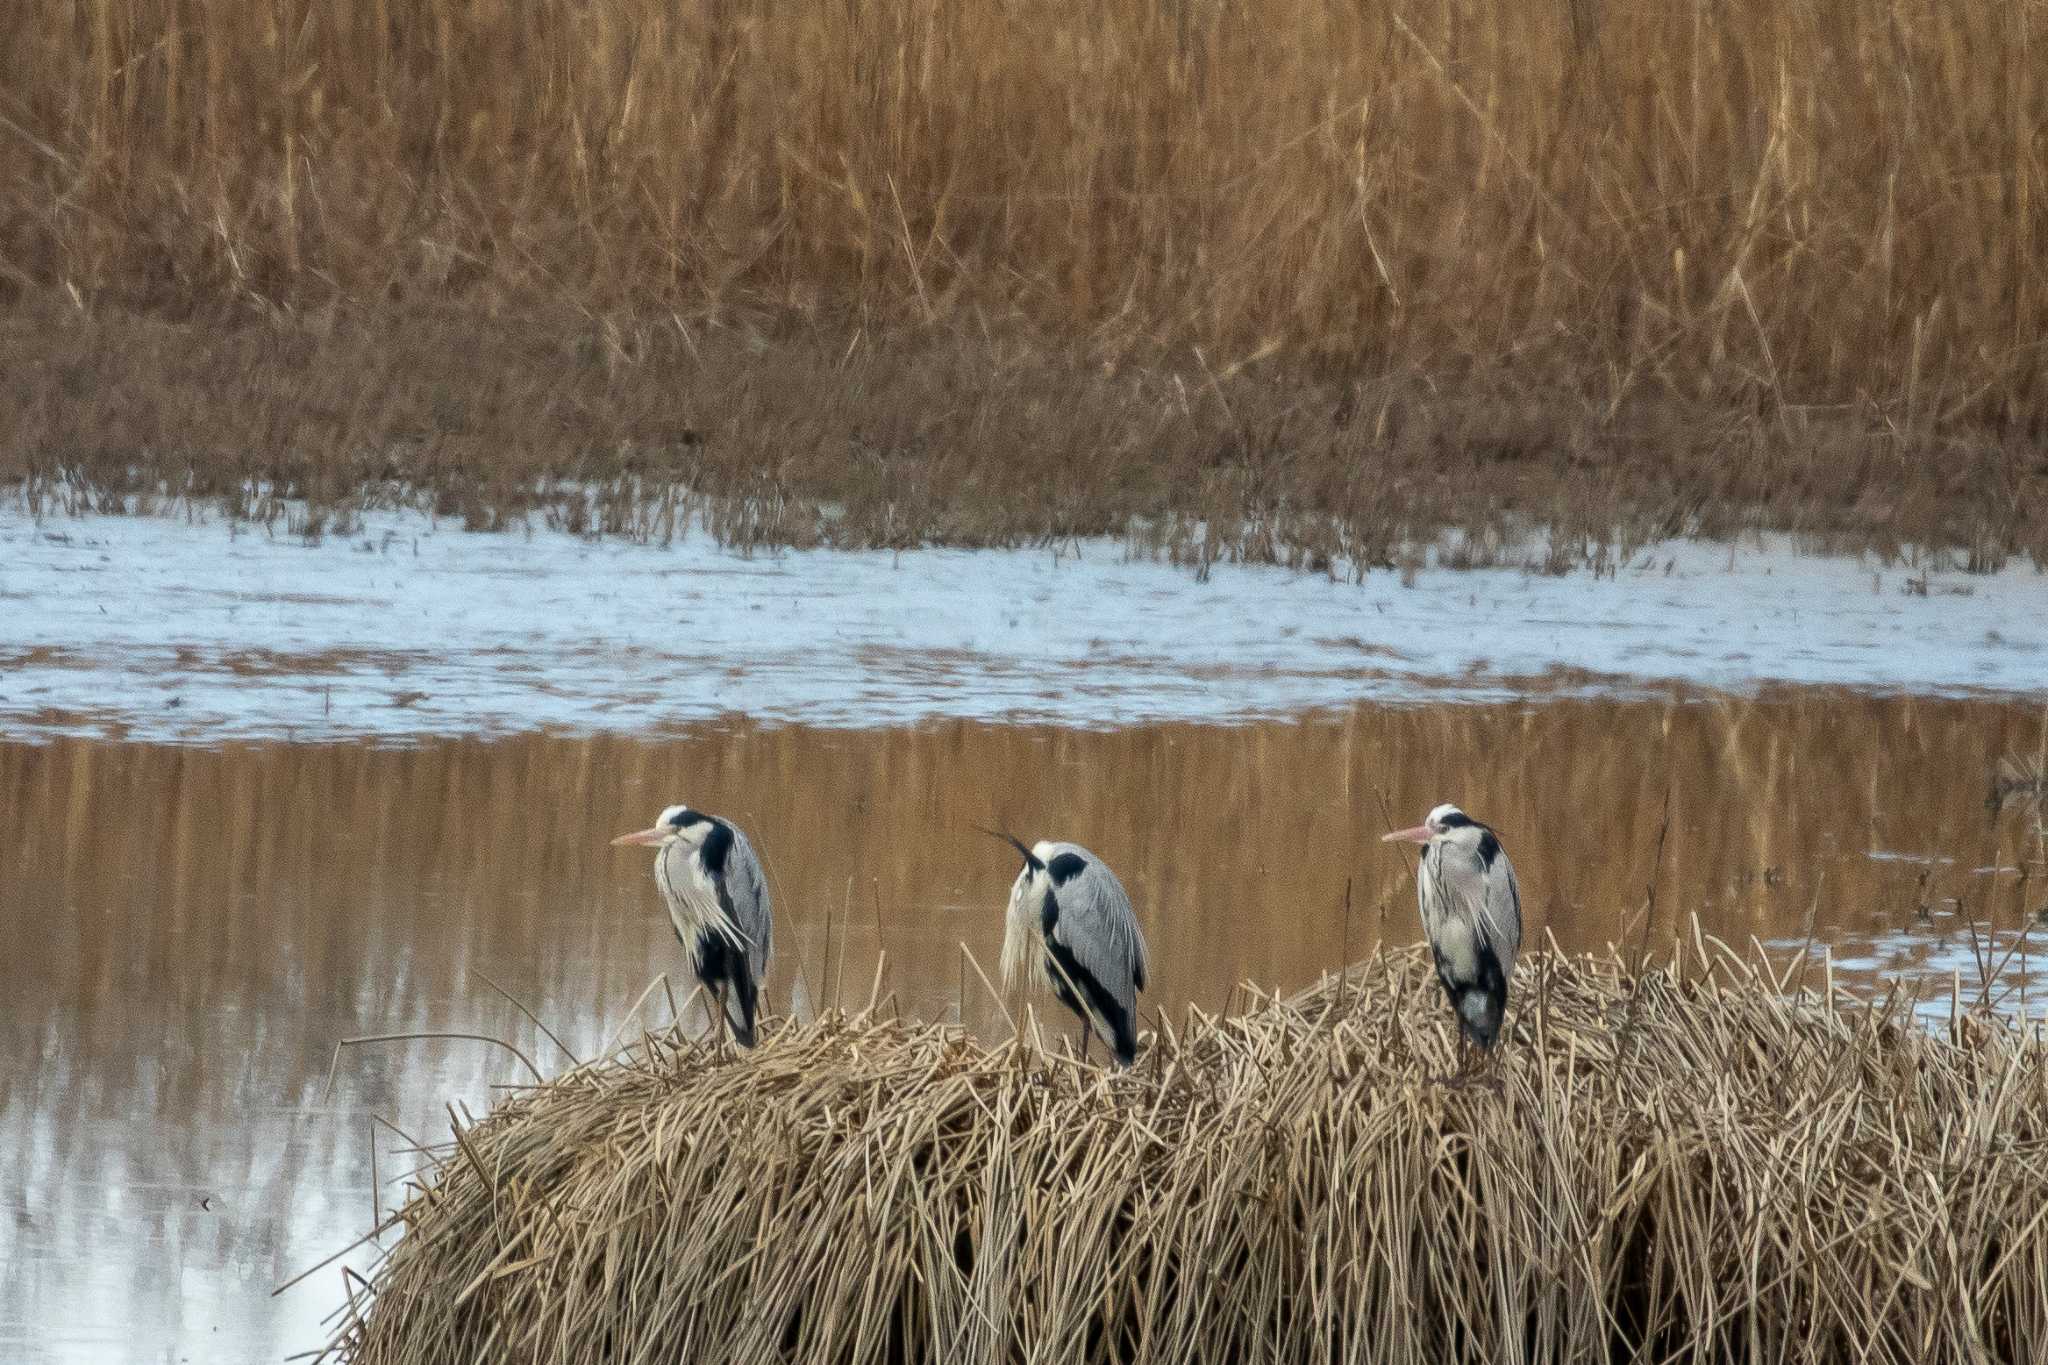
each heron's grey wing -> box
[1426,841,1520,978]
[723,828,775,981]
[1479,846,1522,978]
[1045,849,1146,1012]
[1131,907,1150,993]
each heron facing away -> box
[1382,803,1523,1072]
[613,804,774,1047]
[984,830,1150,1066]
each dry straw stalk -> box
[327,936,2048,1363]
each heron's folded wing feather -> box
[1047,862,1147,1010]
[1480,851,1523,977]
[721,829,775,978]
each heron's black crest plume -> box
[972,824,1043,873]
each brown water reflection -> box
[3,693,2045,1360]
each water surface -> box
[5,506,2044,740]
[3,694,2045,1360]
[6,507,2047,1360]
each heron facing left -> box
[613,804,774,1047]
[1382,802,1523,1075]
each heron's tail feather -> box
[1457,988,1505,1050]
[1110,1016,1138,1068]
[724,965,761,1048]
[1443,932,1511,1051]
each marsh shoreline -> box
[7,306,2045,570]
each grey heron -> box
[1382,803,1523,1072]
[613,804,774,1047]
[983,829,1150,1066]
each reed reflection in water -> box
[1,691,2044,1360]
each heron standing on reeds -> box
[613,804,774,1047]
[1383,803,1523,1074]
[983,830,1149,1066]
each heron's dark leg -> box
[714,981,733,1049]
[1079,1026,1092,1066]
[694,931,734,1050]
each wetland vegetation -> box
[325,941,2048,1364]
[5,0,2048,562]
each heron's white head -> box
[1380,803,1476,845]
[1013,840,1059,892]
[611,803,714,850]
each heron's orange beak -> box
[1380,824,1433,844]
[611,827,668,847]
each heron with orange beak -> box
[1382,803,1523,1075]
[613,804,774,1048]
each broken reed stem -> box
[320,1032,545,1102]
[471,967,582,1067]
[1617,781,1675,1048]
[834,875,853,1013]
[1337,875,1353,1022]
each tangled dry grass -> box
[323,937,2048,1364]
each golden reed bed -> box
[8,0,2045,407]
[6,0,2048,564]
[322,937,2048,1363]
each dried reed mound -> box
[329,941,2048,1363]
